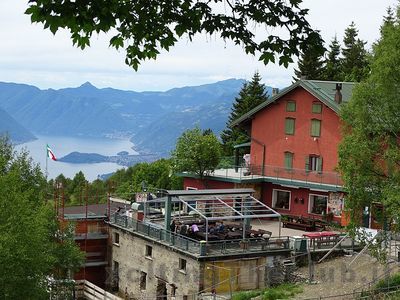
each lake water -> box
[16,135,137,181]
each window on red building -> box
[284,152,293,170]
[311,119,321,137]
[312,102,322,114]
[309,194,328,215]
[272,190,290,210]
[285,118,295,135]
[286,100,296,112]
[306,155,323,173]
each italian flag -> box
[46,144,57,161]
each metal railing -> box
[211,164,343,187]
[206,236,290,254]
[110,213,290,257]
[308,234,357,252]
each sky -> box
[0,0,397,91]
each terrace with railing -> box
[208,164,343,190]
[109,213,290,258]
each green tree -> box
[131,159,182,192]
[221,72,268,155]
[380,6,395,36]
[89,179,108,203]
[26,0,323,70]
[106,160,182,198]
[341,22,369,82]
[172,127,221,178]
[293,36,326,80]
[0,137,83,299]
[322,36,343,81]
[67,171,88,205]
[338,8,400,232]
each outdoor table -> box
[194,231,219,241]
[226,231,243,239]
[303,231,339,249]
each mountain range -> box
[0,79,272,155]
[0,108,36,144]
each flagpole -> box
[46,144,48,179]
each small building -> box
[60,204,113,288]
[108,189,292,299]
[182,80,357,226]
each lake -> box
[16,135,137,181]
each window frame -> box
[312,102,322,114]
[308,194,328,215]
[307,155,323,173]
[272,189,291,210]
[139,271,147,290]
[179,258,187,273]
[145,245,153,258]
[284,152,293,170]
[285,117,296,135]
[310,119,321,137]
[286,100,296,112]
[113,232,120,246]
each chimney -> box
[335,83,342,104]
[272,88,279,96]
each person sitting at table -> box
[175,222,182,234]
[180,224,189,235]
[191,223,199,233]
[215,222,225,233]
[170,219,177,233]
[218,221,225,232]
[209,224,217,234]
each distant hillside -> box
[0,107,36,144]
[133,102,232,155]
[0,79,272,154]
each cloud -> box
[0,0,397,91]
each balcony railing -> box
[211,164,343,187]
[109,213,290,257]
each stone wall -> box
[111,227,201,300]
[110,226,290,299]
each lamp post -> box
[206,263,233,299]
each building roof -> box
[165,188,255,196]
[60,202,121,219]
[232,80,356,126]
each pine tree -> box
[339,5,400,238]
[379,6,395,40]
[220,72,268,155]
[293,38,326,81]
[341,22,369,82]
[382,6,395,31]
[322,36,343,81]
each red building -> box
[183,80,356,225]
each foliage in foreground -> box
[375,273,400,291]
[338,4,400,234]
[232,284,303,300]
[0,137,83,299]
[26,0,322,70]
